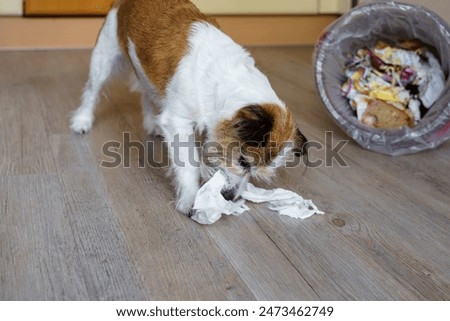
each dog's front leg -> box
[159,114,200,214]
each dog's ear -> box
[292,128,308,157]
[233,104,274,147]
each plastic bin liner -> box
[314,1,450,156]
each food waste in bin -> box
[341,40,445,129]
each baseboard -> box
[0,15,337,50]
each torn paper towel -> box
[243,182,325,219]
[191,171,324,225]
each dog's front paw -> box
[187,208,197,218]
[70,111,94,134]
[176,197,195,216]
[175,185,199,215]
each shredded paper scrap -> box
[341,40,445,129]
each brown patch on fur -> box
[116,0,219,96]
[214,104,298,174]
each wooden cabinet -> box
[24,0,112,16]
[22,0,351,16]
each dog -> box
[70,0,308,215]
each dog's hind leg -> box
[141,92,163,137]
[71,8,124,134]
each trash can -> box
[314,1,450,156]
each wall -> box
[398,0,450,24]
[359,0,450,24]
[193,0,352,14]
[192,0,317,14]
[0,0,22,15]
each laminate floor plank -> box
[0,174,88,300]
[0,85,56,176]
[48,134,150,300]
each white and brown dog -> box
[71,0,307,215]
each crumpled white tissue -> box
[190,171,250,225]
[191,171,324,225]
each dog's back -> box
[116,0,219,95]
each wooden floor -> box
[0,47,449,300]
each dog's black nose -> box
[221,188,236,201]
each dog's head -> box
[203,104,307,184]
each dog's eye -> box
[238,156,251,170]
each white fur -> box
[71,11,286,213]
[70,8,125,134]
